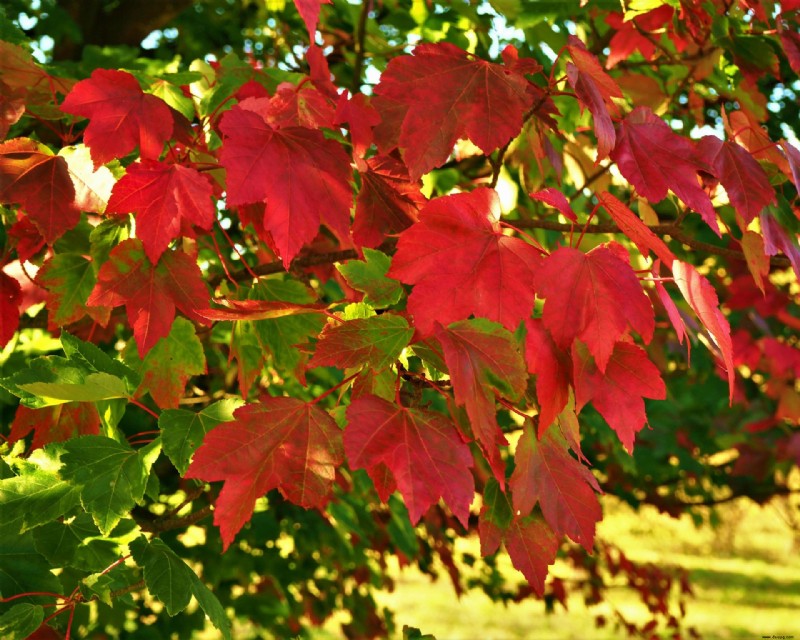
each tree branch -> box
[351,0,371,93]
[135,505,213,534]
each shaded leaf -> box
[525,319,572,435]
[505,515,560,597]
[345,394,474,526]
[185,398,344,550]
[573,340,666,453]
[611,107,717,233]
[160,399,242,475]
[0,604,44,640]
[138,318,207,409]
[8,403,100,451]
[35,254,107,328]
[87,239,211,357]
[510,421,601,551]
[307,314,413,371]
[336,248,404,308]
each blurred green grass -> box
[365,496,800,640]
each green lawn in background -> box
[372,496,800,640]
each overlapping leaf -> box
[7,403,100,451]
[373,42,533,180]
[307,314,413,371]
[436,319,527,480]
[525,319,572,435]
[611,107,717,233]
[219,98,352,266]
[353,155,426,248]
[535,245,654,372]
[106,160,215,263]
[597,191,675,264]
[0,272,22,348]
[566,37,622,160]
[60,69,173,168]
[87,239,211,356]
[185,398,344,550]
[35,254,107,328]
[696,135,774,226]
[573,340,666,453]
[345,394,474,526]
[389,188,541,335]
[510,421,601,551]
[0,138,79,242]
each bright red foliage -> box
[185,397,344,550]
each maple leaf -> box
[334,92,381,161]
[782,140,800,193]
[566,37,622,160]
[741,230,770,294]
[611,107,717,233]
[389,188,542,335]
[293,0,331,39]
[597,191,675,264]
[263,82,336,130]
[761,209,800,281]
[336,248,404,308]
[510,420,601,551]
[535,245,654,372]
[373,42,533,180]
[436,319,528,481]
[478,477,512,556]
[106,160,215,263]
[307,314,413,371]
[573,340,666,453]
[185,398,344,550]
[530,188,577,222]
[219,99,353,266]
[525,319,572,435]
[0,79,26,139]
[138,318,207,409]
[60,69,173,168]
[8,403,100,451]
[353,155,426,248]
[505,515,560,597]
[0,138,79,243]
[0,272,22,348]
[696,135,775,226]
[87,239,211,356]
[345,394,474,526]
[35,254,108,328]
[671,260,735,400]
[605,7,674,69]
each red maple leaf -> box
[293,0,331,39]
[0,271,22,348]
[0,138,79,243]
[263,82,336,130]
[761,210,800,281]
[510,421,601,551]
[8,403,100,451]
[783,140,800,193]
[334,92,381,162]
[353,155,426,248]
[696,135,775,226]
[87,239,211,356]
[60,69,173,168]
[573,340,666,453]
[525,319,572,435]
[597,191,676,264]
[345,394,474,526]
[535,244,654,372]
[505,516,560,596]
[219,98,353,266]
[389,188,542,335]
[106,160,216,263]
[672,260,735,400]
[185,397,344,550]
[530,188,577,222]
[611,107,717,233]
[436,319,528,481]
[373,42,533,180]
[566,37,622,160]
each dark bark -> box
[52,0,196,60]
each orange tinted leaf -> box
[8,403,100,450]
[597,191,676,264]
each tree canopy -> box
[1,0,799,638]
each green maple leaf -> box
[336,248,404,308]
